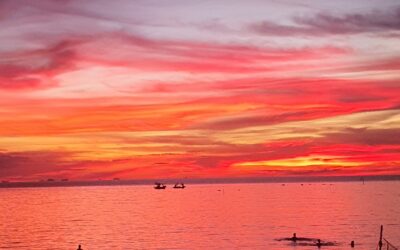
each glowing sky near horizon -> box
[0,0,399,181]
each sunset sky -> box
[0,0,399,181]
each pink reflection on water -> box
[0,182,399,249]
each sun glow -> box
[233,155,370,169]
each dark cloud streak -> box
[251,6,400,36]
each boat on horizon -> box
[154,182,166,189]
[173,183,185,189]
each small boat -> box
[173,183,185,189]
[154,182,166,189]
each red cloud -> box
[0,40,80,91]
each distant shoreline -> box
[1,175,399,189]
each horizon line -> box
[1,175,399,189]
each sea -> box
[0,181,399,249]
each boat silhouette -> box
[173,183,185,189]
[154,182,166,189]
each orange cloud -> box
[1,0,399,181]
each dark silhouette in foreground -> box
[278,226,398,249]
[279,233,317,242]
[378,225,383,250]
[77,245,83,250]
[376,225,398,250]
[154,182,166,189]
[277,234,337,247]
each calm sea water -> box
[0,181,399,249]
